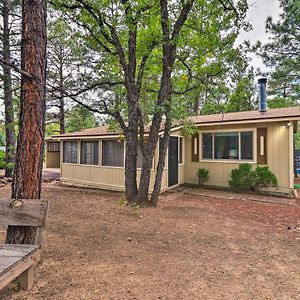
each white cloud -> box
[237,0,282,71]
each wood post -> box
[18,265,34,290]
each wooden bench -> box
[0,198,49,290]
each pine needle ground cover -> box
[0,184,299,299]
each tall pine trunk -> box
[59,46,65,134]
[6,0,47,244]
[2,0,16,178]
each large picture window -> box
[214,132,239,159]
[63,141,78,163]
[80,141,99,165]
[202,131,253,161]
[102,140,124,167]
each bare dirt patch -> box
[0,184,300,300]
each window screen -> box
[47,142,60,152]
[80,141,99,165]
[63,141,78,163]
[102,140,124,167]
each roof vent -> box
[258,77,267,112]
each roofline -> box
[53,134,123,141]
[50,115,300,140]
[52,132,120,139]
[194,116,300,127]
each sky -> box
[237,0,282,71]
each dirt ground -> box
[0,184,300,300]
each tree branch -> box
[136,41,158,97]
[171,0,195,42]
[0,57,33,79]
[47,83,128,134]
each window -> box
[80,141,99,165]
[47,142,60,152]
[201,131,253,161]
[202,133,213,159]
[179,137,183,164]
[214,132,239,160]
[241,132,253,160]
[102,140,124,167]
[63,141,78,163]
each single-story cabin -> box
[46,105,300,195]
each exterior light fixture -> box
[283,122,292,128]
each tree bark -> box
[150,114,171,206]
[59,46,65,134]
[124,98,139,203]
[2,0,16,178]
[124,130,138,203]
[136,0,194,206]
[6,0,47,244]
[137,49,175,205]
[136,148,153,206]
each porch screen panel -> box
[63,141,78,163]
[47,142,60,152]
[214,132,239,160]
[102,140,124,167]
[80,141,99,165]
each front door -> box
[168,137,179,187]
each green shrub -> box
[253,166,278,190]
[229,163,254,191]
[0,150,5,169]
[197,168,209,186]
[229,163,278,191]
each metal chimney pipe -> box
[258,77,267,112]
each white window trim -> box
[200,129,257,164]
